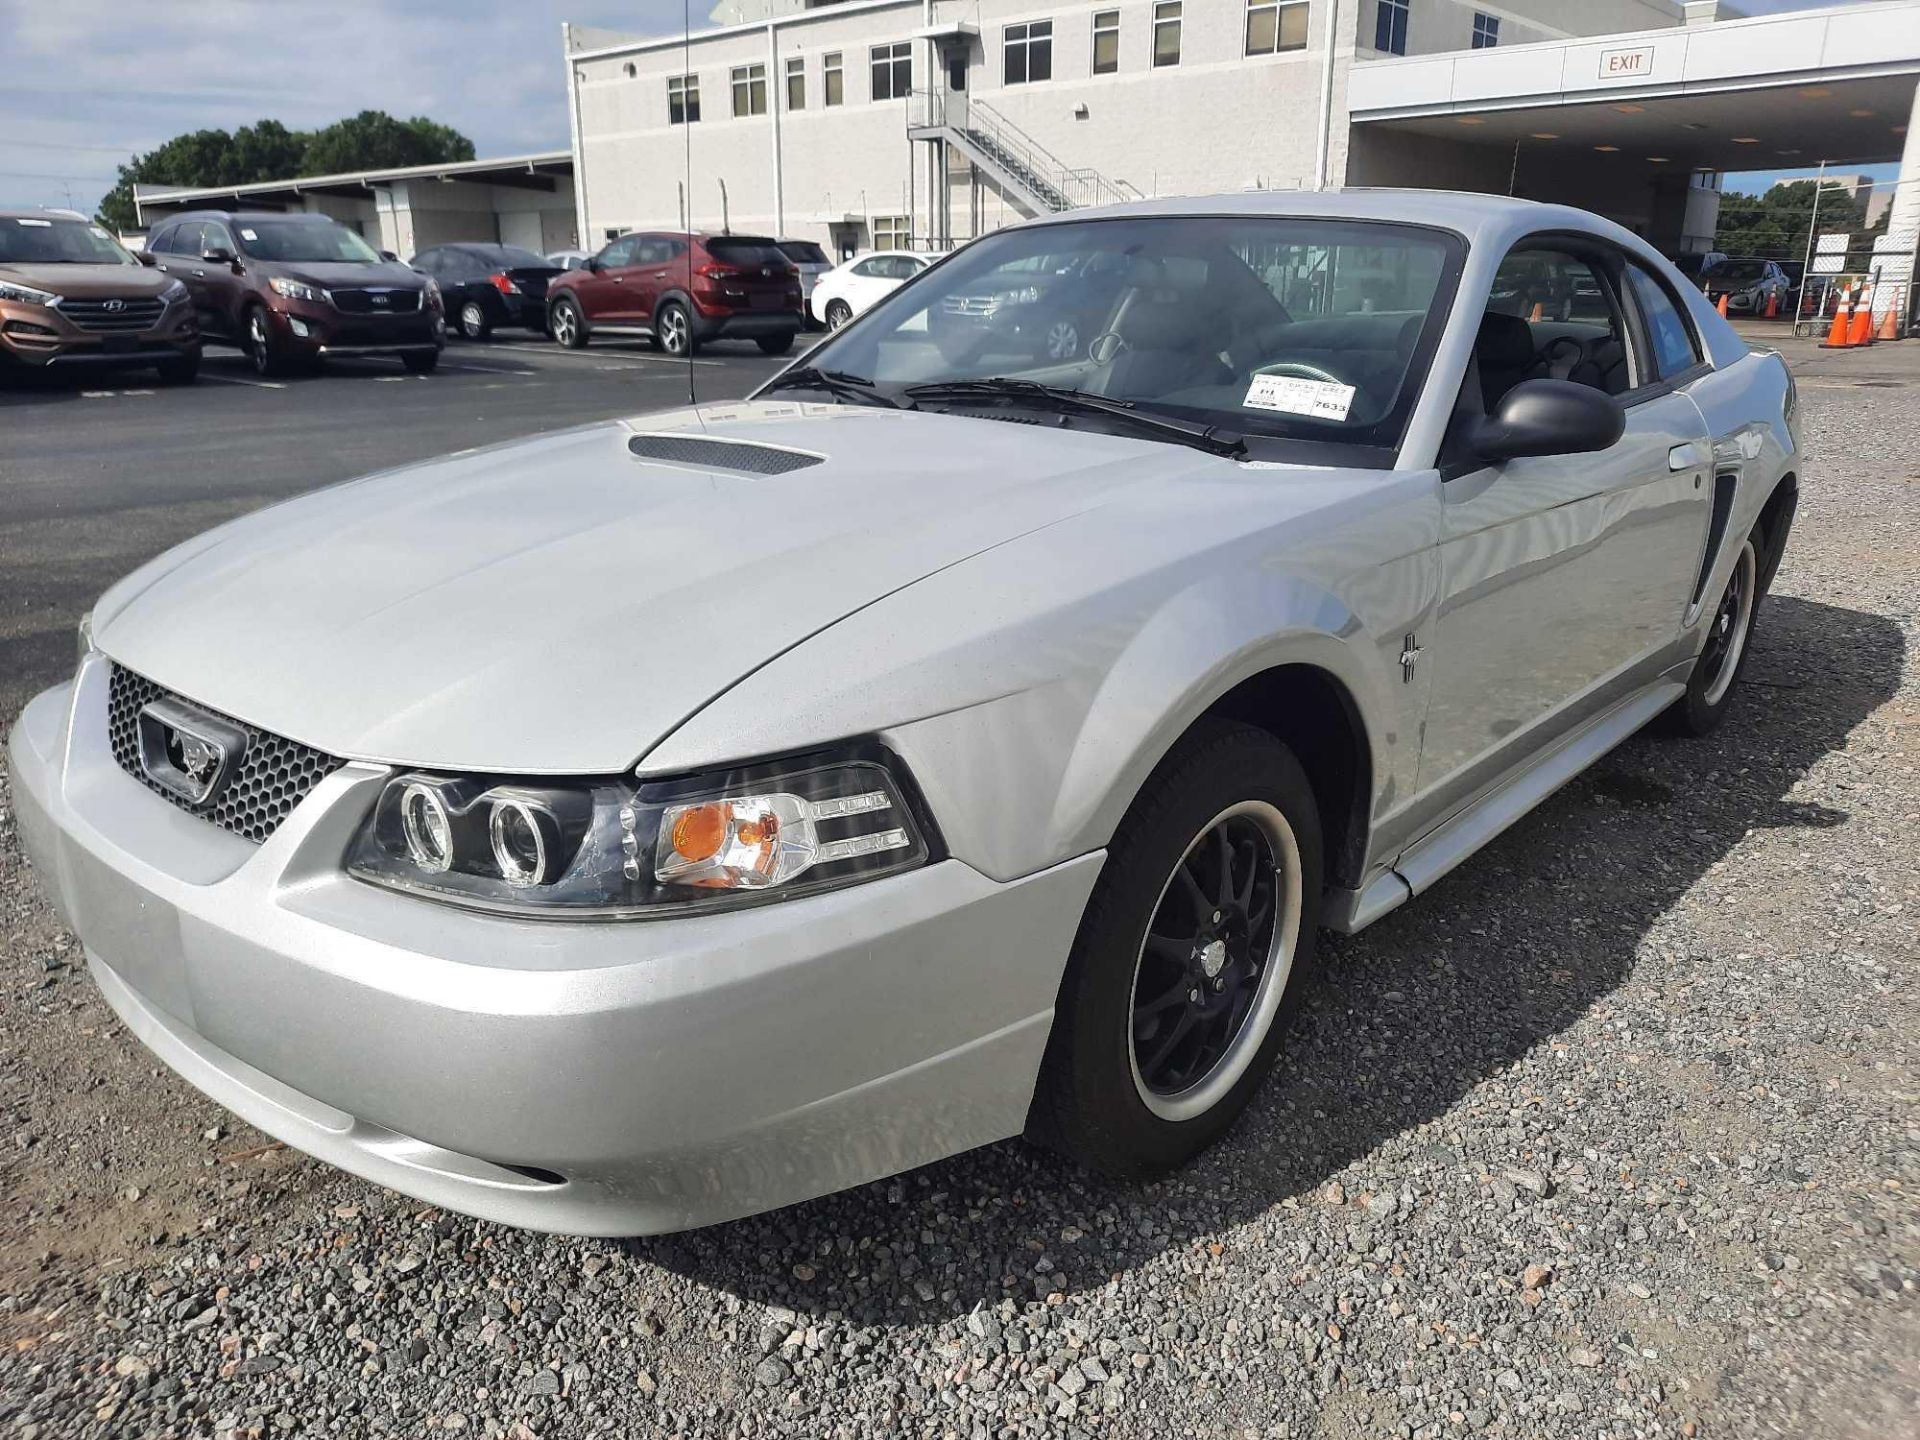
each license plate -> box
[751,292,783,311]
[99,336,139,354]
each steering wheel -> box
[1253,359,1350,388]
[1539,334,1605,384]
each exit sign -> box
[1598,46,1655,79]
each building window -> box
[667,73,700,125]
[872,214,911,250]
[731,63,767,117]
[1374,0,1409,55]
[1092,9,1120,73]
[1471,12,1498,47]
[785,56,806,110]
[1246,0,1308,55]
[1004,20,1054,84]
[1153,1,1182,66]
[823,51,843,105]
[870,42,912,101]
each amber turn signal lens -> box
[735,812,779,847]
[670,803,729,861]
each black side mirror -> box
[201,246,235,266]
[135,251,158,267]
[380,249,398,262]
[584,255,602,273]
[1470,379,1625,463]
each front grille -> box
[330,288,421,315]
[943,295,998,317]
[58,297,166,333]
[107,665,345,844]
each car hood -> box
[1,262,178,299]
[261,260,425,290]
[92,402,1196,773]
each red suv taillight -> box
[489,272,520,295]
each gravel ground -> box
[3,367,1916,1440]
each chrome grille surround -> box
[57,297,167,332]
[106,664,345,844]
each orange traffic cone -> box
[1848,296,1875,346]
[1716,293,1730,318]
[1877,291,1903,341]
[1820,293,1854,349]
[1765,290,1779,319]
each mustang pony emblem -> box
[135,697,248,806]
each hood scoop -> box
[627,432,822,476]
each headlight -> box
[345,745,936,918]
[268,277,327,304]
[0,280,57,306]
[160,279,189,304]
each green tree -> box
[1715,178,1886,265]
[95,112,474,233]
[302,111,476,176]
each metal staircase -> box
[910,93,1140,219]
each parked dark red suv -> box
[545,232,802,357]
[144,210,442,376]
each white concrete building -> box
[565,0,1920,309]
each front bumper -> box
[268,300,441,356]
[0,301,198,368]
[9,659,1099,1236]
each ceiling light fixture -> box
[1799,87,1831,98]
[1595,145,1621,153]
[1612,103,1646,114]
[1850,108,1876,118]
[1530,131,1559,140]
[1647,156,1670,163]
[1456,116,1487,125]
[1730,136,1760,144]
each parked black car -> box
[411,244,562,341]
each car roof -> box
[159,210,332,224]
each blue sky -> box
[0,0,1901,220]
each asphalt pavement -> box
[0,333,803,724]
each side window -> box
[1624,263,1702,382]
[1476,247,1630,409]
[171,222,204,256]
[852,258,884,278]
[149,225,178,255]
[205,222,236,255]
[600,235,639,268]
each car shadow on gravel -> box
[630,593,1903,1328]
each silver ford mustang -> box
[8,192,1799,1236]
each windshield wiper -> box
[903,377,1246,458]
[760,365,903,409]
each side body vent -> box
[1688,470,1740,616]
[626,433,822,475]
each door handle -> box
[611,275,624,283]
[1668,441,1707,472]
[192,269,205,278]
[653,270,669,278]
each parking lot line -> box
[437,362,540,376]
[480,341,727,367]
[200,373,289,390]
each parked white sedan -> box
[809,249,932,329]
[10,191,1798,1236]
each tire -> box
[401,350,440,375]
[1027,719,1324,1178]
[243,305,292,378]
[755,331,796,357]
[457,301,492,342]
[1657,528,1761,738]
[824,300,853,331]
[655,300,695,357]
[549,297,589,350]
[1041,318,1081,361]
[154,350,200,384]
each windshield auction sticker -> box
[1243,373,1356,422]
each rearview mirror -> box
[1470,379,1625,463]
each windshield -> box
[780,240,830,265]
[0,216,136,265]
[1703,259,1766,280]
[237,221,382,263]
[797,215,1463,457]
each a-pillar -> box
[1871,79,1920,334]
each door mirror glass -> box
[200,246,235,265]
[1471,379,1624,463]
